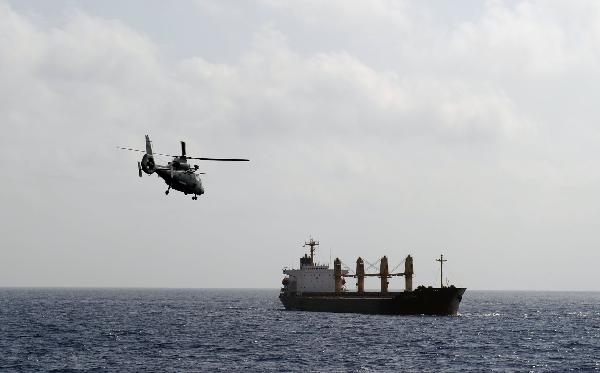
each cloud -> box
[1,1,599,289]
[0,1,531,170]
[260,0,411,32]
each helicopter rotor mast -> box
[180,141,187,160]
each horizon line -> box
[1,286,599,292]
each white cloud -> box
[1,1,599,290]
[260,0,411,31]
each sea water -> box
[0,289,598,372]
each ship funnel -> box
[356,257,365,295]
[334,258,343,294]
[404,255,414,292]
[380,256,389,294]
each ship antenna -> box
[303,237,319,263]
[436,254,447,288]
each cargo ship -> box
[279,238,466,315]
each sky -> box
[1,0,599,290]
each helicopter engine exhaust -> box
[140,153,155,175]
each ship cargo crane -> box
[335,255,414,293]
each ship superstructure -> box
[279,238,466,315]
[282,238,348,293]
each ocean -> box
[0,289,598,372]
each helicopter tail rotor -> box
[140,153,156,175]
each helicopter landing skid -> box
[165,185,171,195]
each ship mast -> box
[436,254,447,288]
[303,237,319,263]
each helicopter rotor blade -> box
[117,147,177,158]
[118,146,249,161]
[186,157,249,161]
[118,147,144,152]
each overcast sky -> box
[1,0,599,290]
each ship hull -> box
[279,287,466,315]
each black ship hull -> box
[279,287,466,315]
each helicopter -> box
[118,135,249,200]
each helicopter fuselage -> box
[155,167,204,196]
[119,135,247,200]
